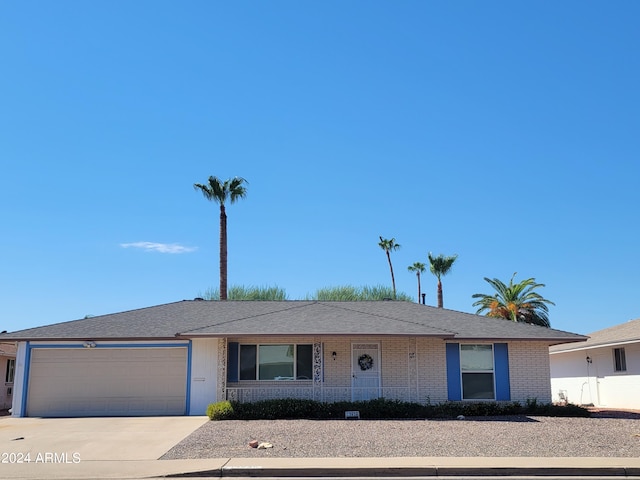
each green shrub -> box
[228,398,328,420]
[429,401,495,418]
[524,398,590,417]
[551,403,591,417]
[358,398,428,419]
[524,397,539,412]
[206,397,590,420]
[206,400,235,420]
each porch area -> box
[226,385,413,403]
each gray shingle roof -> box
[0,300,586,344]
[550,318,640,352]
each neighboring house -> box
[0,343,17,410]
[0,300,586,418]
[550,318,640,409]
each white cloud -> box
[120,242,197,254]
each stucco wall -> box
[550,342,640,409]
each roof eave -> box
[452,336,588,344]
[177,332,458,338]
[550,337,640,354]
[4,336,184,343]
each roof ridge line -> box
[177,301,317,334]
[317,301,459,336]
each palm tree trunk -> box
[437,280,443,308]
[219,204,227,301]
[417,272,421,304]
[386,251,396,299]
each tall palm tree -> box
[428,252,458,308]
[378,236,401,299]
[407,262,426,304]
[194,176,248,300]
[471,273,555,327]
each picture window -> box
[239,344,313,380]
[460,344,495,400]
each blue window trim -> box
[185,341,192,415]
[446,343,462,401]
[20,342,31,417]
[447,342,511,402]
[227,342,239,382]
[494,343,511,401]
[20,342,191,417]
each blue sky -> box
[1,1,638,335]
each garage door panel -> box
[27,347,187,417]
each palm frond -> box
[427,252,458,279]
[208,176,227,202]
[407,262,426,274]
[194,176,248,206]
[228,177,249,203]
[472,273,554,327]
[193,182,215,201]
[378,236,401,252]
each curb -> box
[220,465,439,477]
[165,465,640,478]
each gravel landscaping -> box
[162,414,640,459]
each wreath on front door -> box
[358,353,374,371]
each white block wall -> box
[550,342,640,409]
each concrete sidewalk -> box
[2,417,640,479]
[220,457,640,478]
[2,456,640,479]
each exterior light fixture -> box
[83,341,96,348]
[586,356,592,364]
[332,351,337,360]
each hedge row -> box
[206,397,590,421]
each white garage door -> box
[27,347,187,417]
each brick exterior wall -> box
[508,341,552,403]
[225,336,552,404]
[417,337,449,404]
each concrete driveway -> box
[0,416,209,461]
[0,416,226,479]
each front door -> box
[351,343,381,401]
